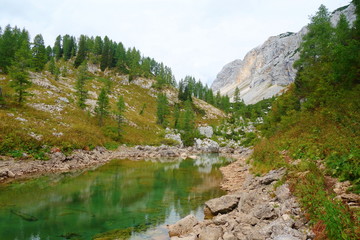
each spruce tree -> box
[31,34,47,71]
[156,93,169,126]
[115,95,126,138]
[0,86,5,107]
[53,35,62,60]
[8,40,32,104]
[75,63,88,109]
[48,57,56,74]
[95,87,110,126]
[74,35,87,68]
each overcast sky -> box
[0,0,350,85]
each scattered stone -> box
[15,117,27,122]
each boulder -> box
[197,225,223,240]
[168,215,198,237]
[275,184,291,203]
[259,168,286,185]
[194,138,219,153]
[253,203,277,220]
[198,126,213,138]
[223,232,237,240]
[205,194,239,215]
[165,133,183,147]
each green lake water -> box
[0,154,233,240]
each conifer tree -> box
[156,93,169,126]
[173,103,180,129]
[48,57,55,74]
[31,34,47,71]
[95,87,110,126]
[115,95,126,138]
[74,35,87,68]
[53,35,62,60]
[0,87,5,107]
[8,40,32,104]
[75,63,88,109]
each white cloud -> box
[0,0,349,84]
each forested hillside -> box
[0,25,226,158]
[251,2,360,239]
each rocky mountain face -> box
[211,3,356,104]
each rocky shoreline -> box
[168,155,315,240]
[0,145,250,184]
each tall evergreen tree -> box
[74,35,87,68]
[156,93,169,126]
[0,86,5,106]
[53,35,62,60]
[48,57,56,74]
[75,63,88,109]
[115,95,126,138]
[8,40,32,104]
[95,87,110,126]
[31,34,47,71]
[100,36,110,71]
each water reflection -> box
[0,154,232,240]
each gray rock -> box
[168,215,198,237]
[223,231,237,240]
[194,138,219,153]
[197,225,223,240]
[205,194,239,215]
[259,168,286,185]
[275,183,291,202]
[165,133,183,147]
[273,235,301,240]
[51,152,66,162]
[198,126,214,138]
[253,203,277,220]
[7,170,15,178]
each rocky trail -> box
[168,155,315,240]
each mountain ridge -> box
[211,3,356,104]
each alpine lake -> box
[0,154,233,240]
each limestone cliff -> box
[211,3,356,104]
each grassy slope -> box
[0,61,224,158]
[250,86,360,239]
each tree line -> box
[0,25,176,88]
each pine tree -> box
[8,40,32,104]
[180,100,197,146]
[53,35,62,60]
[95,87,110,126]
[115,95,126,138]
[174,103,180,129]
[156,93,169,126]
[74,35,87,68]
[0,86,5,106]
[100,36,110,71]
[75,63,88,109]
[31,34,47,71]
[48,57,55,74]
[45,46,52,61]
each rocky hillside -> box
[211,3,356,104]
[0,61,224,158]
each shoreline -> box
[0,145,251,184]
[168,154,314,240]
